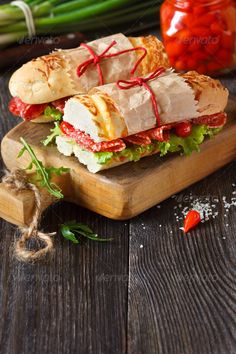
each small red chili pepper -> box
[183,210,201,233]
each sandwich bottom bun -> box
[56,136,158,173]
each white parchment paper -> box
[59,33,137,93]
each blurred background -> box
[0,0,162,70]
[0,0,236,75]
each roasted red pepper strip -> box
[183,210,201,233]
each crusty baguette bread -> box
[182,71,228,116]
[63,71,228,143]
[9,34,170,105]
[129,36,169,75]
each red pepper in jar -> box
[160,0,236,75]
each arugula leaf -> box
[44,106,63,121]
[46,166,70,178]
[18,137,69,199]
[60,225,80,244]
[42,122,61,146]
[60,220,113,243]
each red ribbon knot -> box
[77,40,117,85]
[116,67,166,127]
[77,40,147,86]
[134,77,144,86]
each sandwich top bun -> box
[62,71,228,143]
[9,34,170,105]
[182,71,228,116]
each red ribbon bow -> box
[77,40,147,86]
[116,68,166,127]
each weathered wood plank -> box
[0,72,129,354]
[128,162,236,354]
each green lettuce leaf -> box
[95,152,114,165]
[95,142,159,165]
[44,106,63,121]
[159,125,222,157]
[94,125,222,165]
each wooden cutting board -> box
[0,100,236,226]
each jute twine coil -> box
[2,168,56,262]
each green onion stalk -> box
[0,0,162,48]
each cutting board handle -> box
[0,170,71,226]
[0,182,55,227]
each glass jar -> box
[160,0,236,74]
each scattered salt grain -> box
[173,184,236,227]
[181,200,218,222]
[140,244,144,248]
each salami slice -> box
[125,125,171,145]
[125,132,152,145]
[60,122,126,152]
[192,112,227,128]
[51,97,69,113]
[9,97,47,120]
[146,125,171,142]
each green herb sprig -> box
[42,122,61,146]
[60,220,113,244]
[18,137,69,199]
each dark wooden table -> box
[0,56,236,354]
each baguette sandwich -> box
[47,70,228,173]
[8,33,169,123]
